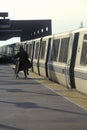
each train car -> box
[47,27,87,91]
[74,28,87,94]
[0,43,17,63]
[47,31,73,88]
[39,35,53,77]
[33,37,41,74]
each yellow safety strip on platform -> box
[30,71,87,110]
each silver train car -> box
[47,28,87,91]
[30,27,87,94]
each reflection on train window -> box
[40,41,46,59]
[84,34,87,40]
[59,37,69,63]
[51,39,60,61]
[80,41,87,65]
[34,42,40,59]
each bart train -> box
[0,27,87,95]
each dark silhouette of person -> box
[14,45,30,79]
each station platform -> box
[0,64,87,130]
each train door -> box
[27,40,35,72]
[65,33,75,88]
[39,38,47,77]
[31,41,35,72]
[39,36,52,77]
[33,38,41,74]
[47,35,60,82]
[64,31,79,88]
[69,32,79,88]
[57,35,71,87]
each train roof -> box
[53,27,87,36]
[71,27,87,33]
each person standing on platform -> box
[14,45,30,79]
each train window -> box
[84,34,87,40]
[26,44,28,53]
[40,41,46,59]
[28,44,32,58]
[59,37,69,63]
[34,42,40,59]
[41,28,43,33]
[51,39,60,61]
[46,27,48,31]
[80,35,87,65]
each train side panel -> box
[74,28,87,94]
[39,35,52,77]
[26,40,35,72]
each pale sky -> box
[0,0,87,46]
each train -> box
[0,27,87,95]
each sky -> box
[0,0,87,46]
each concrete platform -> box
[0,64,87,130]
